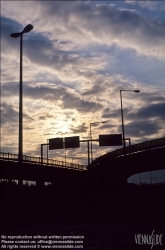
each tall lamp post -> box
[10,24,33,184]
[90,121,107,162]
[120,90,140,154]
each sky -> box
[1,1,165,183]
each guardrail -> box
[0,152,86,171]
[91,137,165,165]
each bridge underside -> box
[88,147,165,184]
[0,161,87,186]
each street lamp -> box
[10,24,33,164]
[120,89,140,154]
[10,24,33,182]
[90,121,107,162]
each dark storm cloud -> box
[81,77,119,98]
[102,101,165,122]
[100,101,165,138]
[1,16,23,50]
[118,102,165,138]
[138,92,165,104]
[1,102,32,124]
[99,124,116,130]
[2,83,103,113]
[1,102,18,124]
[61,90,103,112]
[23,36,79,71]
[133,102,165,120]
[70,123,88,134]
[82,84,104,96]
[125,120,161,137]
[24,126,34,130]
[101,108,128,119]
[39,116,46,120]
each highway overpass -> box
[88,137,165,185]
[0,137,164,186]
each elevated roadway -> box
[0,152,86,184]
[0,137,164,185]
[88,137,165,185]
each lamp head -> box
[134,90,140,93]
[10,33,21,39]
[10,24,33,39]
[22,24,33,34]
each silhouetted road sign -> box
[65,136,80,149]
[49,138,63,150]
[99,134,122,146]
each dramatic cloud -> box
[1,102,19,125]
[125,120,161,138]
[129,102,165,123]
[1,0,165,179]
[2,83,103,113]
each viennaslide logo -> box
[135,230,163,249]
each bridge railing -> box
[0,152,19,160]
[129,137,165,155]
[91,137,165,166]
[0,152,86,171]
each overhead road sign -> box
[99,134,122,146]
[49,138,63,150]
[65,136,80,149]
